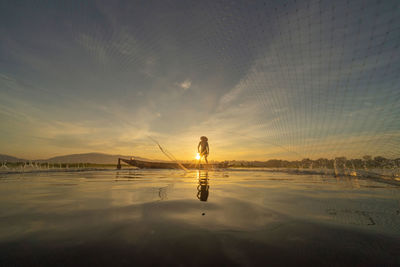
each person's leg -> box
[204,155,208,164]
[198,154,203,168]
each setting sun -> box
[195,153,200,160]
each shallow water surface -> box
[0,169,399,266]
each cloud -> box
[179,79,192,90]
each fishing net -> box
[0,0,399,178]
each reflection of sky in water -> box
[0,170,399,264]
[0,170,399,235]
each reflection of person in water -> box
[197,170,209,202]
[197,136,209,164]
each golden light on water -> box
[195,153,200,160]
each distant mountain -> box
[0,153,158,164]
[0,154,27,162]
[42,153,152,164]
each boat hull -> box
[117,158,227,169]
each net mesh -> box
[0,0,399,176]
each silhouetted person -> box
[197,136,209,164]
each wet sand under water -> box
[0,169,399,266]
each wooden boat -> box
[117,158,228,170]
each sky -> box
[1,0,400,161]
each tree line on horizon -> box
[227,156,400,169]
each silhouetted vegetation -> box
[1,156,399,171]
[227,156,400,169]
[1,162,117,169]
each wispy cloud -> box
[179,79,192,90]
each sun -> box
[195,153,201,160]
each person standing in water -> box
[197,136,209,164]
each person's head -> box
[200,136,208,142]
